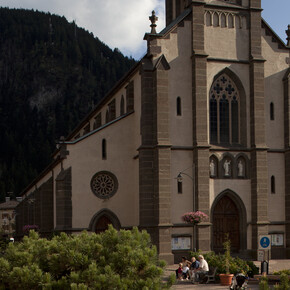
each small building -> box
[0,197,20,236]
[15,0,290,264]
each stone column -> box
[191,0,211,251]
[249,0,269,256]
[139,55,173,264]
[284,70,290,256]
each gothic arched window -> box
[210,74,240,144]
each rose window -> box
[91,171,118,199]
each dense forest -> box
[0,8,136,200]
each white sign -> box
[171,237,191,250]
[271,234,284,246]
[257,250,265,261]
[258,235,271,250]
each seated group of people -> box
[176,255,209,283]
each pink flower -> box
[181,211,208,224]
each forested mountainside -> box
[0,8,136,200]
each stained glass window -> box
[209,74,240,144]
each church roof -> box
[159,8,191,36]
[261,18,290,50]
[0,200,19,210]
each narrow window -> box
[120,95,125,116]
[270,102,274,120]
[177,181,182,194]
[102,139,107,160]
[219,96,229,143]
[177,97,182,116]
[105,109,109,123]
[231,98,239,143]
[271,176,275,194]
[210,96,217,143]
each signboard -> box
[259,235,271,250]
[171,237,191,250]
[271,234,284,246]
[257,250,265,262]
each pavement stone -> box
[163,260,290,290]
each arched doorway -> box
[89,209,121,234]
[95,215,112,234]
[212,195,240,253]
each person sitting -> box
[182,261,190,280]
[175,256,189,280]
[195,255,209,283]
[189,257,200,282]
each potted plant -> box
[219,233,234,286]
[181,211,208,225]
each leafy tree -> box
[0,226,174,289]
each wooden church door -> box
[95,215,112,234]
[213,195,240,253]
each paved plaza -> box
[164,260,290,290]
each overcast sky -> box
[0,0,289,60]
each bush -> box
[274,269,290,275]
[0,226,173,289]
[259,276,270,290]
[189,250,253,279]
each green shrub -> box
[0,226,173,289]
[259,276,270,290]
[274,269,290,276]
[189,250,251,279]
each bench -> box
[205,267,217,284]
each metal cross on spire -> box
[149,10,158,34]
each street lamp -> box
[176,164,197,251]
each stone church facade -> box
[15,0,290,264]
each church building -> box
[15,0,290,264]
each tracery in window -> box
[210,74,240,145]
[91,171,118,199]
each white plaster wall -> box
[205,24,249,61]
[262,30,289,149]
[62,73,142,230]
[158,21,193,147]
[66,114,139,229]
[267,153,285,222]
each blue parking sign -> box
[260,237,270,249]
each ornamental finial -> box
[286,25,290,46]
[149,10,158,34]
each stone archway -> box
[89,209,121,234]
[211,190,247,253]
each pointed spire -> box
[149,10,158,34]
[286,25,290,46]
